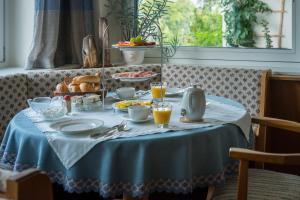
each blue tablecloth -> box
[0,96,252,198]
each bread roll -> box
[95,72,101,77]
[79,83,95,92]
[68,83,81,93]
[73,75,100,84]
[94,83,100,91]
[56,82,69,93]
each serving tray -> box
[53,89,107,97]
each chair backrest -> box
[0,168,53,200]
[233,117,300,200]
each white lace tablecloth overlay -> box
[23,96,251,169]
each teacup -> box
[128,106,150,121]
[116,87,135,99]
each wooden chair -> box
[212,116,300,200]
[0,168,53,200]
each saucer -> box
[111,93,142,101]
[122,114,153,123]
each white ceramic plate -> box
[111,103,128,112]
[112,45,157,50]
[111,100,152,112]
[122,114,153,123]
[165,88,185,97]
[111,73,158,82]
[111,93,143,101]
[49,119,104,135]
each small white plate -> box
[111,93,143,101]
[50,118,104,135]
[112,103,128,112]
[122,114,153,123]
[111,73,158,82]
[165,88,185,97]
[111,100,152,112]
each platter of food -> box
[53,73,107,97]
[111,71,157,82]
[112,100,152,112]
[112,36,157,49]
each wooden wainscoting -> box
[264,75,300,175]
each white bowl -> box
[128,106,150,121]
[116,87,136,99]
[27,96,66,120]
[122,50,145,65]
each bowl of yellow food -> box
[112,100,152,112]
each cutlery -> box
[90,121,127,139]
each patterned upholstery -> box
[0,64,266,138]
[162,64,265,116]
[27,64,161,98]
[0,74,28,138]
[213,168,300,200]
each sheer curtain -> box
[25,0,95,69]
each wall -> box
[0,0,34,68]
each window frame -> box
[0,0,4,63]
[143,0,300,66]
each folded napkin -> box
[23,95,251,169]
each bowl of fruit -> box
[113,36,156,65]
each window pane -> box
[0,0,4,62]
[140,0,293,49]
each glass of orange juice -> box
[150,82,167,101]
[152,102,172,128]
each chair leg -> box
[237,160,249,200]
[206,186,215,200]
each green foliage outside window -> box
[159,0,223,47]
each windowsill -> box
[0,63,299,76]
[0,64,84,76]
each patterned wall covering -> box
[0,74,28,137]
[0,64,265,138]
[162,64,264,116]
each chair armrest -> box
[230,147,300,165]
[252,117,300,133]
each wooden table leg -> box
[206,186,215,200]
[123,194,149,200]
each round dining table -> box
[0,95,252,198]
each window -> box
[137,0,300,69]
[159,0,293,49]
[0,0,4,62]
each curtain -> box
[25,0,95,69]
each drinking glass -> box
[152,102,172,128]
[150,82,167,101]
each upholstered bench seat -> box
[213,169,300,200]
[162,64,265,116]
[0,64,268,139]
[0,74,28,137]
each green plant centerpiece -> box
[222,0,272,48]
[106,0,178,63]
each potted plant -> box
[222,0,272,48]
[106,0,178,65]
